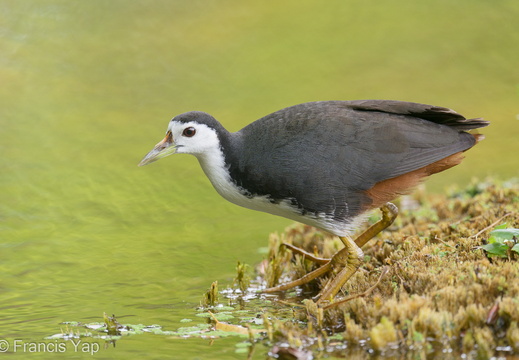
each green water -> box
[1,1,518,359]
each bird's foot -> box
[263,202,399,306]
[263,238,362,303]
[314,236,363,305]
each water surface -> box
[1,1,517,358]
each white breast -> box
[194,147,361,237]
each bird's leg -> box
[262,260,333,292]
[281,243,329,265]
[315,202,398,304]
[353,202,399,248]
[262,239,361,295]
[263,238,341,293]
[315,236,364,304]
[263,203,398,302]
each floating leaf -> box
[208,311,264,337]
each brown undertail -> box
[365,133,484,210]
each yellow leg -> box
[316,202,398,304]
[281,243,330,265]
[354,202,398,248]
[262,261,332,293]
[263,202,399,305]
[315,235,363,304]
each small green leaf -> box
[483,228,519,257]
[481,242,508,257]
[489,228,519,241]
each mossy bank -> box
[245,179,519,359]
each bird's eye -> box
[182,127,196,137]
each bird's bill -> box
[138,131,175,166]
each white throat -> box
[196,149,240,201]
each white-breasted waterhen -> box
[139,100,488,305]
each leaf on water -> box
[85,323,105,330]
[208,311,264,336]
[196,312,234,321]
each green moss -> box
[369,317,398,351]
[256,178,519,357]
[201,280,219,307]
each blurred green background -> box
[1,0,518,358]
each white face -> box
[167,120,220,156]
[138,120,221,166]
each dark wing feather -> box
[346,100,489,130]
[223,100,487,219]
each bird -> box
[138,100,488,305]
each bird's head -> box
[138,111,223,166]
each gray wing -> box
[225,100,486,219]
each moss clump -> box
[369,316,398,351]
[233,262,251,293]
[201,280,219,307]
[260,179,519,357]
